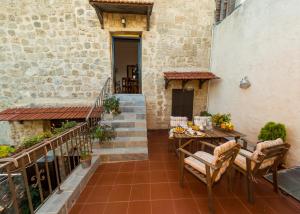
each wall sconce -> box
[121,17,126,28]
[240,76,251,89]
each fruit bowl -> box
[173,126,186,134]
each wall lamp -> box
[121,17,126,28]
[240,76,251,89]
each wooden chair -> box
[179,140,241,214]
[233,138,290,203]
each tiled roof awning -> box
[89,0,154,30]
[0,107,102,121]
[163,71,220,89]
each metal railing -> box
[215,0,237,23]
[0,77,112,213]
[0,123,91,214]
[86,77,112,128]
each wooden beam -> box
[164,78,170,89]
[146,6,151,31]
[182,80,189,89]
[94,6,104,29]
[199,79,206,89]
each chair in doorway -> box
[122,77,129,93]
[233,138,290,203]
[178,140,240,214]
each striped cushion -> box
[170,116,188,128]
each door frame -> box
[111,34,142,94]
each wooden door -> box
[172,89,194,120]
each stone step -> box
[100,120,146,128]
[115,94,145,102]
[96,147,148,162]
[111,112,146,120]
[120,106,146,113]
[119,100,145,107]
[92,137,147,149]
[115,127,147,137]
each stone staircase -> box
[93,94,148,162]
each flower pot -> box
[80,156,92,169]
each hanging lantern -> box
[240,76,251,89]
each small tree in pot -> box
[80,150,92,169]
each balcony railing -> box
[215,0,237,23]
[0,122,91,214]
[0,77,112,214]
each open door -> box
[112,36,142,94]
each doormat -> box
[264,166,300,201]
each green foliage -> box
[200,111,212,116]
[0,145,16,158]
[212,113,231,126]
[92,125,116,143]
[103,96,121,115]
[258,122,287,141]
[53,121,77,134]
[22,131,53,149]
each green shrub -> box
[103,96,121,115]
[92,125,115,144]
[0,145,16,158]
[258,122,287,141]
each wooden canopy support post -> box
[165,78,170,89]
[199,79,206,89]
[94,6,104,29]
[182,80,189,89]
[146,6,151,31]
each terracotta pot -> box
[80,156,92,169]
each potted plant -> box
[258,122,287,142]
[92,125,116,144]
[80,150,92,169]
[103,96,121,116]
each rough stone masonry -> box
[0,0,215,144]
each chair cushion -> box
[213,140,237,161]
[234,149,254,170]
[234,138,284,170]
[184,151,215,176]
[184,140,238,182]
[170,116,188,128]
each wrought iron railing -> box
[0,122,91,214]
[215,0,237,23]
[86,77,112,128]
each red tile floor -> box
[70,130,300,214]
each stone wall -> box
[9,120,51,145]
[0,0,215,143]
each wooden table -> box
[169,127,246,155]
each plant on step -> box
[22,131,53,149]
[212,113,231,126]
[52,120,77,134]
[103,96,121,116]
[92,124,116,144]
[258,122,287,141]
[0,145,16,158]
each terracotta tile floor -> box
[70,130,300,214]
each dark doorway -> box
[172,89,194,120]
[112,37,141,94]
